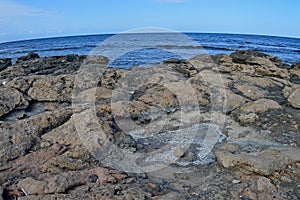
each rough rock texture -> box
[0,87,29,118]
[215,146,300,175]
[0,51,299,199]
[17,167,127,195]
[239,98,282,113]
[288,87,300,108]
[27,75,74,102]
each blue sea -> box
[0,33,300,68]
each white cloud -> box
[0,0,46,17]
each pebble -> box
[232,179,241,184]
[89,174,98,183]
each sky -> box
[0,0,300,42]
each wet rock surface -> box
[0,51,299,199]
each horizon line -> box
[1,31,300,44]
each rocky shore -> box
[0,50,299,199]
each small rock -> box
[173,146,184,158]
[89,174,99,183]
[18,177,47,195]
[232,179,241,184]
[238,113,259,124]
[257,177,274,192]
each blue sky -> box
[0,0,299,42]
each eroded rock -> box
[28,75,74,102]
[17,167,127,195]
[215,146,300,175]
[287,87,300,108]
[0,87,28,118]
[0,109,72,163]
[239,99,282,113]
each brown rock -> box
[41,117,81,147]
[240,99,281,113]
[247,56,275,67]
[0,87,29,117]
[83,55,109,65]
[0,144,67,184]
[175,64,199,77]
[237,75,281,89]
[0,109,72,163]
[28,75,74,102]
[100,68,126,89]
[40,155,89,173]
[215,146,300,175]
[237,113,259,124]
[234,84,267,100]
[257,177,275,192]
[255,65,290,79]
[137,84,179,107]
[18,177,47,195]
[212,54,233,64]
[287,87,300,108]
[17,167,127,195]
[6,76,38,93]
[224,90,247,113]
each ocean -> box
[0,33,300,68]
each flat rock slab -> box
[215,146,300,175]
